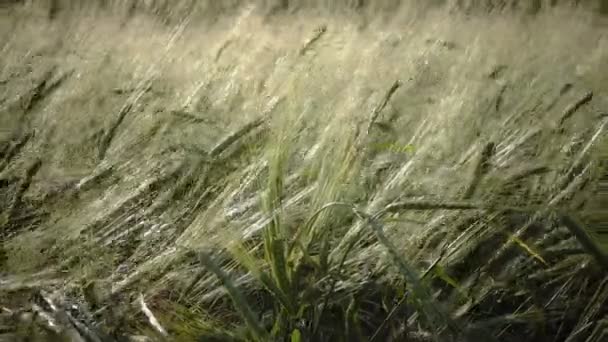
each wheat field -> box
[0,1,607,341]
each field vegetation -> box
[0,1,607,341]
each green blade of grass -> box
[507,234,549,266]
[290,328,302,342]
[267,236,295,313]
[226,242,295,314]
[198,251,268,341]
[560,213,608,271]
[356,209,461,338]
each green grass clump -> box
[193,133,483,341]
